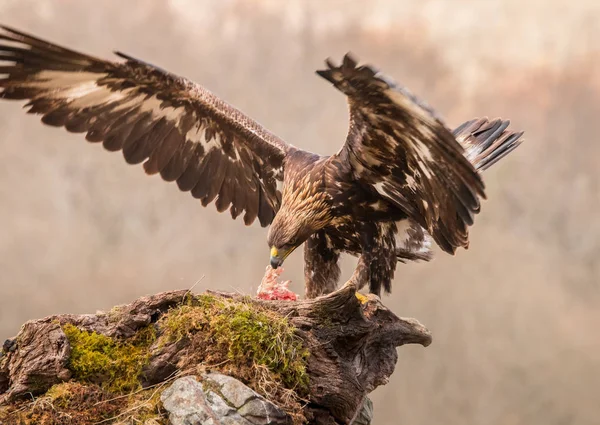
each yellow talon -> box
[355,292,368,304]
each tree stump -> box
[0,283,431,425]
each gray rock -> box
[160,376,218,425]
[204,373,255,409]
[237,398,288,425]
[204,388,243,422]
[202,373,290,425]
[160,374,290,425]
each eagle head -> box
[267,181,331,269]
[267,215,314,269]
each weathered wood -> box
[0,290,187,404]
[0,283,431,424]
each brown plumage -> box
[0,26,524,297]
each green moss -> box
[159,294,309,393]
[63,324,156,393]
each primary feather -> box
[0,25,291,226]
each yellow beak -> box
[270,245,296,269]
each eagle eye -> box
[285,238,298,248]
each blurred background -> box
[1,0,599,424]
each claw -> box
[355,292,368,304]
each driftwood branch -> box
[0,284,431,424]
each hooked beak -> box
[270,246,294,269]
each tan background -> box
[1,1,599,424]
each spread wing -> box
[317,54,486,254]
[0,26,293,226]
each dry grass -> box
[0,382,127,425]
[0,381,172,425]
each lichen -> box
[63,324,156,393]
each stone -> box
[202,373,289,424]
[160,374,291,425]
[237,398,289,425]
[160,376,218,425]
[204,373,256,409]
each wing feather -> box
[318,53,486,253]
[0,25,292,226]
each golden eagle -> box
[0,26,523,298]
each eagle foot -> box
[355,292,369,304]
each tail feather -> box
[453,118,524,171]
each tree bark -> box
[0,283,431,424]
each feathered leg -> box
[304,231,341,298]
[348,222,397,296]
